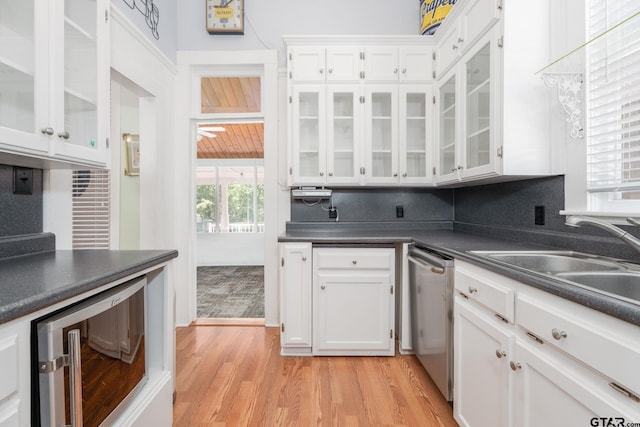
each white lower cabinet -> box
[453,260,640,427]
[0,319,30,427]
[313,247,395,356]
[511,338,638,426]
[279,242,313,355]
[279,243,395,356]
[454,298,513,427]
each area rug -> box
[197,266,264,318]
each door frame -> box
[177,50,279,326]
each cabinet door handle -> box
[468,287,478,294]
[41,127,54,135]
[551,328,567,340]
[402,68,407,74]
[319,68,324,74]
[319,171,324,176]
[495,349,507,359]
[328,68,333,74]
[352,260,358,265]
[328,172,333,176]
[301,256,307,261]
[320,285,326,290]
[509,361,522,371]
[402,172,407,177]
[58,131,70,140]
[394,67,398,74]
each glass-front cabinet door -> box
[52,0,108,166]
[291,85,326,185]
[399,86,432,184]
[364,85,398,184]
[464,39,494,178]
[0,0,49,155]
[0,0,107,166]
[437,72,458,183]
[326,86,362,185]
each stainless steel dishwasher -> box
[408,244,454,402]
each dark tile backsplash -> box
[289,175,640,262]
[0,164,43,237]
[290,187,454,223]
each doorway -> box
[193,74,266,320]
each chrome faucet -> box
[565,215,640,254]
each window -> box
[586,1,640,212]
[196,160,264,233]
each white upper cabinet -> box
[399,85,433,183]
[0,0,49,158]
[434,0,554,184]
[290,85,326,184]
[285,36,434,187]
[326,47,361,82]
[435,0,502,78]
[326,85,362,185]
[0,0,109,168]
[363,85,398,184]
[51,0,109,166]
[288,46,326,82]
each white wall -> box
[117,84,141,250]
[177,1,421,65]
[111,0,177,62]
[197,233,265,266]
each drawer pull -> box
[509,361,522,371]
[352,260,357,265]
[609,382,640,403]
[468,287,478,294]
[430,267,445,275]
[526,331,544,344]
[494,313,508,323]
[495,349,506,359]
[320,285,326,290]
[551,328,567,340]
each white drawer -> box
[454,265,515,322]
[314,248,394,270]
[0,334,18,402]
[517,292,640,398]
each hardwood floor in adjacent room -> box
[173,326,457,426]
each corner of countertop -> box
[0,233,55,260]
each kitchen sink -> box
[555,272,640,303]
[471,251,624,274]
[470,250,640,304]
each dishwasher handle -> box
[407,254,446,274]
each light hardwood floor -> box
[174,325,458,426]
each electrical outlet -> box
[396,205,404,218]
[13,167,33,195]
[329,207,337,219]
[534,205,545,225]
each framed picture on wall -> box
[123,133,140,176]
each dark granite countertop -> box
[279,227,640,327]
[0,249,178,324]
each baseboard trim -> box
[191,318,265,326]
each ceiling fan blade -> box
[199,126,226,132]
[198,130,216,137]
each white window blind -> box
[587,1,640,202]
[72,170,111,249]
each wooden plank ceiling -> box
[198,76,263,159]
